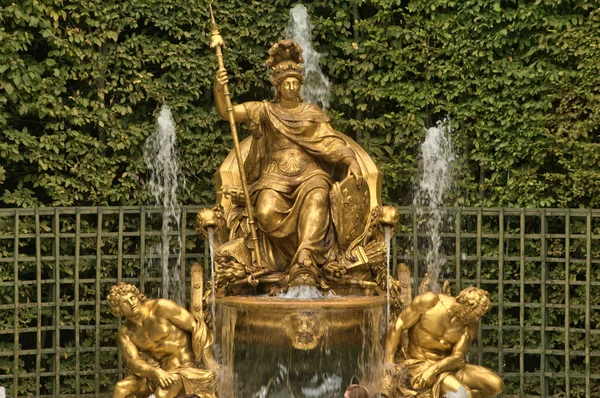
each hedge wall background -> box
[2,0,600,209]
[2,0,600,397]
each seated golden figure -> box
[206,39,399,294]
[213,40,362,287]
[383,287,504,398]
[108,283,217,398]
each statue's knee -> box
[255,205,271,228]
[113,380,131,397]
[308,188,329,207]
[489,375,504,396]
[255,191,279,226]
[154,387,168,398]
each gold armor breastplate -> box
[268,148,316,177]
[265,131,316,176]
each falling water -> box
[216,299,385,397]
[143,104,185,305]
[286,4,331,109]
[384,226,392,325]
[445,387,469,398]
[218,306,237,398]
[301,374,343,397]
[279,285,330,299]
[414,119,455,292]
[207,226,216,339]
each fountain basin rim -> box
[216,295,386,310]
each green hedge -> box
[1,0,600,208]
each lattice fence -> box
[0,207,599,397]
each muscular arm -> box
[213,69,249,122]
[156,299,195,333]
[118,327,158,379]
[426,321,478,376]
[384,292,439,363]
[157,300,219,370]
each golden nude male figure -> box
[108,283,217,398]
[384,287,503,398]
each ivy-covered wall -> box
[1,1,600,208]
[2,2,600,396]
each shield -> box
[330,176,371,249]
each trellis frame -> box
[1,206,599,397]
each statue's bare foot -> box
[296,250,314,269]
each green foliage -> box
[0,209,204,396]
[2,0,600,396]
[0,0,229,206]
[409,210,600,397]
[1,1,600,208]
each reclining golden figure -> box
[383,287,504,398]
[108,283,217,398]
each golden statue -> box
[202,9,401,296]
[212,39,364,287]
[382,287,504,398]
[108,282,218,398]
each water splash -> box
[143,104,185,305]
[207,226,216,339]
[445,387,469,398]
[286,4,331,109]
[279,285,333,299]
[301,374,343,397]
[384,225,392,326]
[414,119,455,292]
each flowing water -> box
[445,386,469,398]
[143,104,185,305]
[207,226,216,339]
[216,298,385,398]
[279,285,332,299]
[286,4,331,109]
[384,226,392,326]
[414,119,455,292]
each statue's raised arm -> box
[213,69,249,123]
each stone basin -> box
[215,295,386,397]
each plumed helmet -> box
[266,39,305,87]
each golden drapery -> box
[242,101,356,272]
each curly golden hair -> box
[107,283,148,317]
[453,286,491,323]
[344,384,371,398]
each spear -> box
[209,4,263,271]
